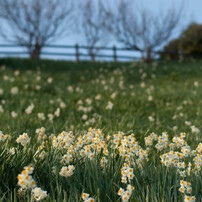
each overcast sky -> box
[60,0,202,46]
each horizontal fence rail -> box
[1,44,196,61]
[0,44,140,62]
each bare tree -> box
[103,0,183,61]
[78,0,108,62]
[0,0,73,59]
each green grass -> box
[0,58,202,201]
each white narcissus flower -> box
[11,87,19,95]
[32,187,48,201]
[185,121,191,126]
[67,86,73,92]
[85,98,92,105]
[0,88,3,95]
[191,125,200,134]
[106,101,113,110]
[111,92,117,99]
[37,113,45,120]
[17,164,36,190]
[148,96,153,101]
[82,114,88,120]
[59,166,75,177]
[118,184,134,202]
[11,111,18,118]
[60,102,66,109]
[36,76,41,81]
[54,108,60,117]
[148,116,154,122]
[16,133,30,146]
[47,77,53,83]
[173,126,178,131]
[82,193,95,202]
[0,131,6,142]
[35,85,41,90]
[194,81,198,87]
[47,113,54,121]
[140,82,145,88]
[14,70,20,76]
[82,193,89,200]
[25,103,35,114]
[184,195,194,202]
[9,147,15,155]
[95,94,101,100]
[3,75,9,80]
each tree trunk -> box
[30,44,41,59]
[146,47,152,62]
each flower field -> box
[0,59,202,201]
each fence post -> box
[113,46,117,62]
[75,44,79,62]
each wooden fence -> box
[0,44,140,62]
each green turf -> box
[0,58,201,201]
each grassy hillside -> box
[0,58,202,201]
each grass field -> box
[0,58,202,201]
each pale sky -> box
[60,0,202,45]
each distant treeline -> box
[161,24,202,60]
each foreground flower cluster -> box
[0,126,201,201]
[17,165,48,201]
